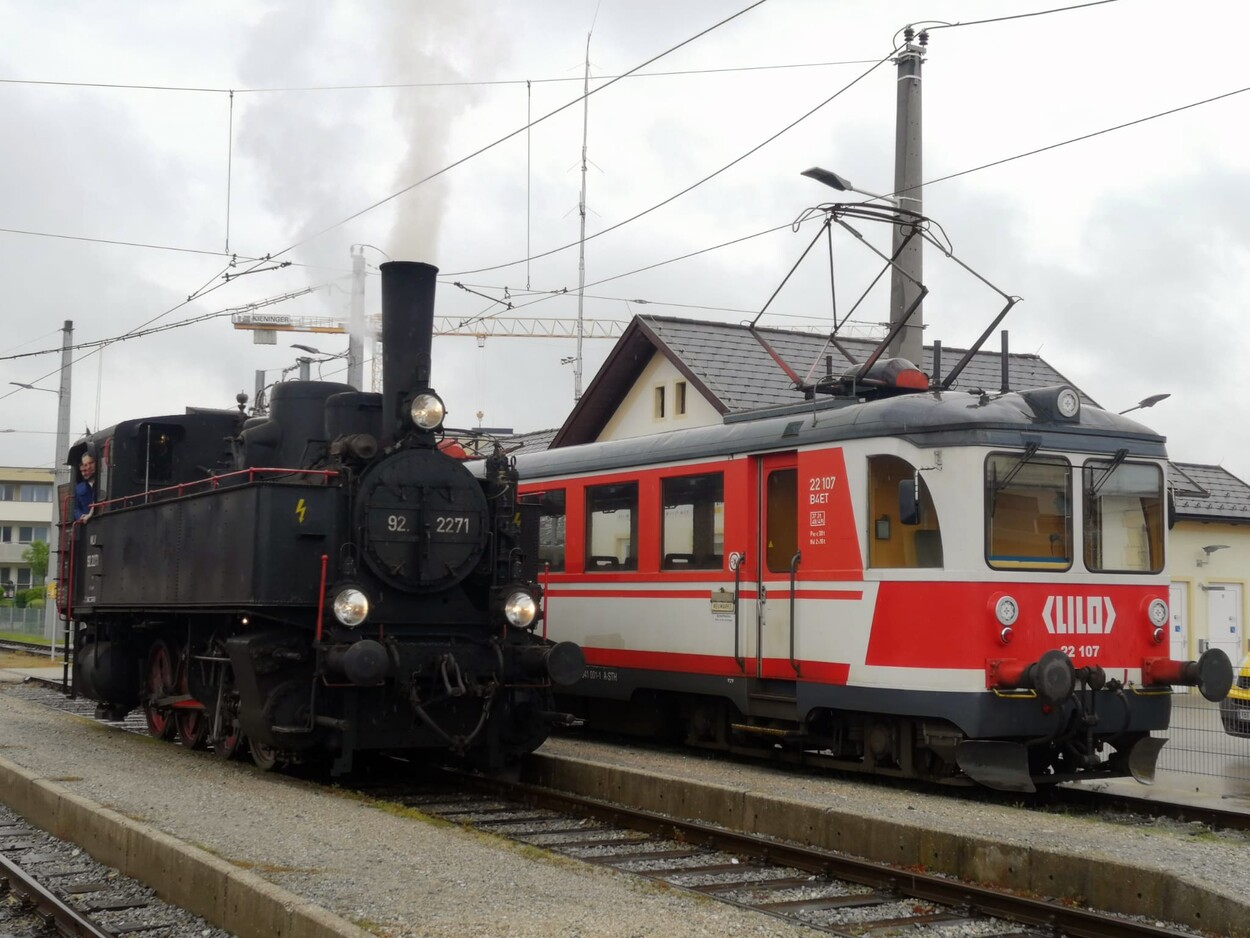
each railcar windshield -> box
[1082,459,1164,573]
[985,453,1072,570]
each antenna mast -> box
[574,32,591,401]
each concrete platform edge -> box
[0,754,372,938]
[522,752,1250,937]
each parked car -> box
[1219,653,1250,738]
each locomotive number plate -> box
[367,509,479,541]
[431,513,477,539]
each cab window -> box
[868,455,943,568]
[585,481,637,571]
[661,473,724,570]
[985,453,1072,570]
[1083,460,1163,573]
[135,423,182,488]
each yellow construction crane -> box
[231,312,627,341]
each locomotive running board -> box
[954,741,1036,793]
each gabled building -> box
[1166,463,1250,666]
[552,315,1091,447]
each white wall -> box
[598,352,720,442]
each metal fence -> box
[1156,692,1250,791]
[0,607,45,636]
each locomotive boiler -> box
[62,261,582,775]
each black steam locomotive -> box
[60,261,582,775]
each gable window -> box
[675,381,687,416]
[654,385,666,419]
[661,473,724,570]
[585,481,638,570]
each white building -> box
[0,467,56,594]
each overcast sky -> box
[2,0,1248,483]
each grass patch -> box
[0,630,52,647]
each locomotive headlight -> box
[1147,598,1169,628]
[333,588,370,627]
[994,594,1020,627]
[504,590,538,628]
[409,392,446,430]
[1056,387,1080,419]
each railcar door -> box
[754,452,799,679]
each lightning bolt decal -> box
[295,498,306,524]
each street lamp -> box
[9,381,58,394]
[1118,393,1171,415]
[801,167,899,206]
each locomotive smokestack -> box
[380,261,438,442]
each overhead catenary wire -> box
[269,0,773,260]
[0,58,890,96]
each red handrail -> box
[314,554,329,642]
[91,466,341,513]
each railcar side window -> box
[765,468,798,573]
[1083,460,1164,573]
[867,456,943,568]
[534,489,566,572]
[985,453,1072,570]
[661,473,724,570]
[585,481,638,571]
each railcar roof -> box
[516,388,1166,479]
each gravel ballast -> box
[0,680,819,938]
[3,672,1249,937]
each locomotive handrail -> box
[789,551,802,676]
[93,466,342,513]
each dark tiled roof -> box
[553,314,1094,446]
[1169,462,1250,522]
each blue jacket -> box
[73,479,95,521]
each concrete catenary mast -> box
[889,27,927,365]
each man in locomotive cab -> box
[73,452,97,522]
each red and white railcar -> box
[517,373,1232,791]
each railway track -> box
[356,770,1203,938]
[0,807,229,938]
[3,676,1241,937]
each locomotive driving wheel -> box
[143,640,177,740]
[174,646,210,750]
[250,741,282,772]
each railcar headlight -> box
[333,588,370,627]
[994,594,1020,627]
[1147,598,1169,628]
[409,392,446,430]
[504,590,538,628]
[1056,387,1080,419]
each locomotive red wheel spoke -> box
[174,655,209,750]
[215,728,246,760]
[143,641,177,741]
